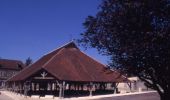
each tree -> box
[78,0,170,100]
[25,57,33,66]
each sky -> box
[0,0,109,65]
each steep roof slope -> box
[9,42,127,82]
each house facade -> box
[0,59,24,88]
[117,77,151,93]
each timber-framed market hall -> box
[6,42,128,98]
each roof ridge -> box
[43,41,76,56]
[42,48,66,68]
[0,58,23,62]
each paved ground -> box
[0,92,13,100]
[0,91,160,100]
[95,92,160,100]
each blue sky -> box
[0,0,109,64]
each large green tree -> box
[79,0,170,100]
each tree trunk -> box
[160,92,169,100]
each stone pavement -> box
[0,90,159,100]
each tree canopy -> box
[78,0,170,100]
[25,57,33,66]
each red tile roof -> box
[0,59,24,70]
[8,42,128,82]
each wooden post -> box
[62,81,65,98]
[89,82,93,96]
[127,82,132,92]
[21,82,23,94]
[74,83,76,90]
[14,82,17,94]
[58,81,66,99]
[34,83,36,91]
[13,82,14,92]
[24,82,27,97]
[77,84,79,90]
[19,82,22,95]
[30,82,32,92]
[59,84,62,98]
[59,82,62,99]
[50,83,52,91]
[68,84,71,90]
[81,84,83,90]
[104,83,106,90]
[114,83,119,94]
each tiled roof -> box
[8,42,128,82]
[0,59,24,70]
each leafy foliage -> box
[78,0,170,100]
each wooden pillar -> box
[55,83,57,90]
[99,83,102,90]
[76,84,78,90]
[114,83,119,94]
[16,82,18,94]
[74,83,76,90]
[130,82,132,92]
[68,84,71,90]
[77,84,79,90]
[62,81,65,98]
[19,82,22,95]
[30,82,32,91]
[24,82,27,97]
[81,84,83,90]
[127,82,132,92]
[89,82,93,96]
[50,83,52,91]
[35,83,37,91]
[13,82,16,92]
[59,82,62,99]
[34,83,36,91]
[37,83,40,91]
[104,83,106,90]
[58,81,66,99]
[51,83,53,91]
[21,82,23,94]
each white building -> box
[117,77,150,93]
